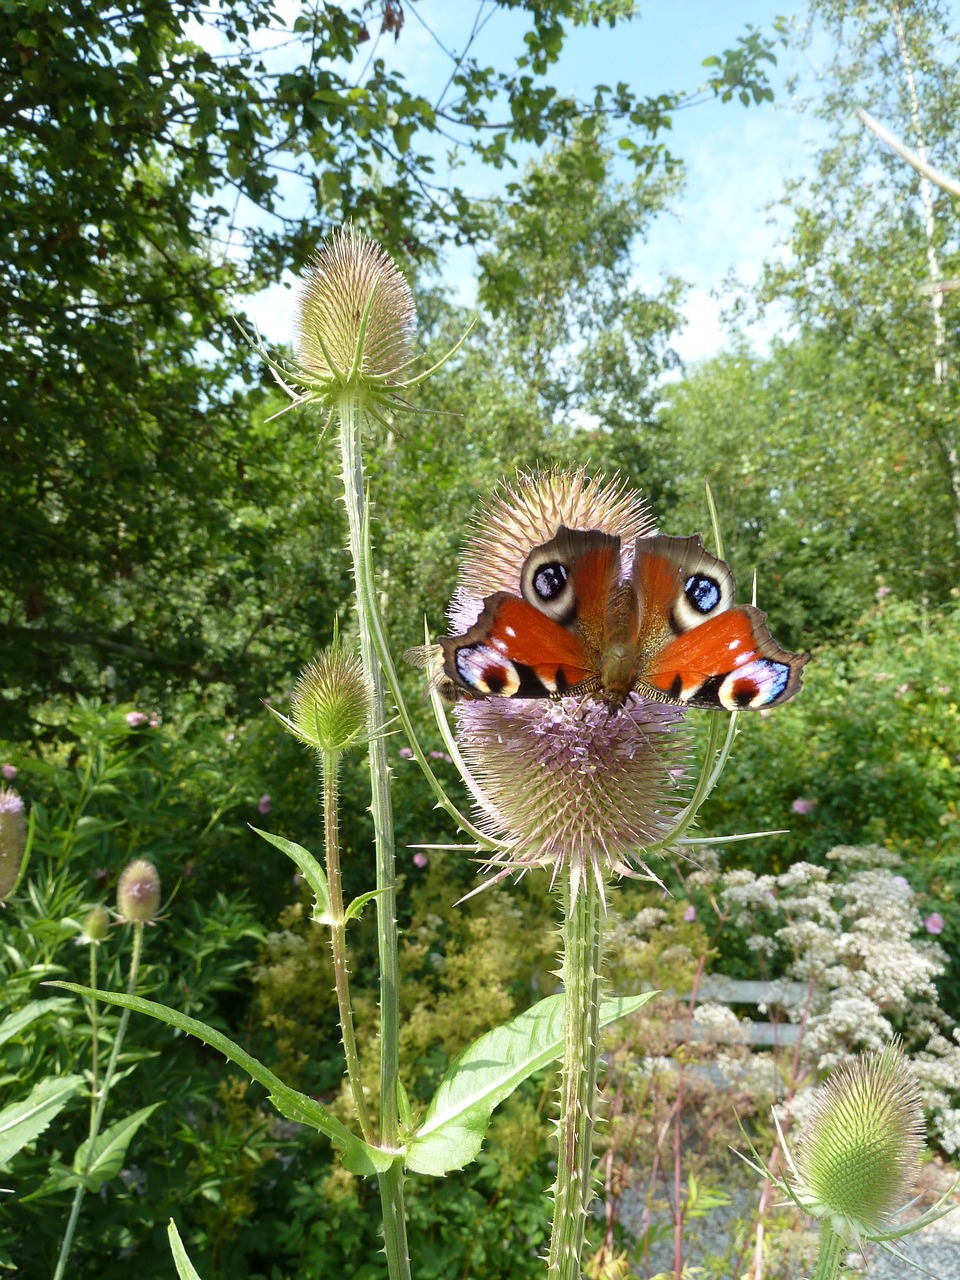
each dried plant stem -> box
[323,747,374,1143]
[547,873,603,1280]
[337,392,410,1280]
[54,924,144,1280]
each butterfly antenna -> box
[752,568,758,608]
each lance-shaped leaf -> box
[51,983,394,1176]
[406,992,656,1175]
[72,1103,161,1192]
[168,1220,203,1280]
[0,998,74,1048]
[0,1075,84,1166]
[250,827,331,919]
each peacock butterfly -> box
[439,526,808,713]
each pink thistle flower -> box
[924,912,945,935]
[257,794,272,815]
[1,764,17,780]
[683,905,697,922]
[125,711,148,727]
[792,797,815,815]
[875,585,892,600]
[399,747,414,759]
[413,851,428,868]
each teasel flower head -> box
[116,858,161,924]
[283,632,372,756]
[448,470,690,903]
[244,224,471,431]
[295,224,414,388]
[790,1043,924,1244]
[0,787,27,903]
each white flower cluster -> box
[707,845,960,1151]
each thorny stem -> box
[810,1219,845,1280]
[547,872,603,1280]
[53,924,144,1280]
[323,747,374,1143]
[338,391,411,1280]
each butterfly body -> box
[440,526,808,713]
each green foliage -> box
[700,596,960,880]
[0,699,269,1278]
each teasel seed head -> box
[80,904,111,944]
[448,470,688,902]
[792,1042,924,1243]
[295,223,414,389]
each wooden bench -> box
[677,976,810,1048]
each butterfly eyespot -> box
[717,659,791,709]
[454,645,520,696]
[533,562,569,603]
[684,573,721,615]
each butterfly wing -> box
[440,594,597,697]
[440,527,622,699]
[631,534,808,710]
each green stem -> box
[337,391,410,1280]
[810,1220,846,1280]
[53,924,144,1280]
[323,747,374,1143]
[88,943,99,1133]
[547,873,603,1280]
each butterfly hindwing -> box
[636,605,807,709]
[440,594,596,698]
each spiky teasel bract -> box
[449,470,690,903]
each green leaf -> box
[405,992,656,1175]
[50,983,393,1176]
[249,827,331,918]
[0,998,74,1048]
[0,1075,84,1166]
[167,1219,203,1280]
[73,1103,161,1192]
[342,886,389,925]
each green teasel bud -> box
[116,858,161,924]
[792,1042,923,1243]
[0,788,26,902]
[289,636,372,755]
[81,904,111,943]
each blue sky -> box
[244,2,835,364]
